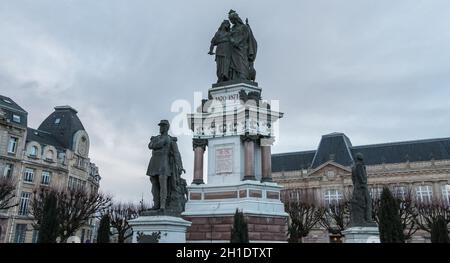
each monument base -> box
[182,181,288,243]
[342,226,380,243]
[128,215,191,243]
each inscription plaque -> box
[215,147,233,174]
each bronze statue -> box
[209,10,257,83]
[146,120,186,213]
[209,20,231,83]
[350,153,376,227]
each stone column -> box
[192,139,207,184]
[242,135,257,181]
[261,137,275,182]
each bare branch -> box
[0,176,17,210]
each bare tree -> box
[108,203,139,243]
[414,198,450,237]
[0,176,17,210]
[319,192,351,237]
[371,194,381,224]
[396,187,419,241]
[282,189,325,243]
[31,187,58,232]
[31,186,112,243]
[138,198,151,214]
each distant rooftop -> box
[0,95,27,114]
[272,133,450,172]
[37,105,85,150]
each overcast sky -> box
[1,0,450,203]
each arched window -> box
[29,146,38,157]
[46,150,54,160]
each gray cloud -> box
[1,0,450,202]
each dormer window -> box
[13,114,21,123]
[54,118,61,124]
[45,150,54,161]
[29,146,38,157]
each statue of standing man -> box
[350,153,376,227]
[146,120,186,213]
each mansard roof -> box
[26,128,65,151]
[310,132,354,169]
[272,150,315,172]
[0,94,28,127]
[352,137,450,165]
[272,133,450,172]
[0,95,27,113]
[37,106,85,150]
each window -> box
[29,146,38,157]
[324,189,343,206]
[7,137,18,154]
[18,192,31,216]
[14,224,27,243]
[369,187,383,199]
[45,150,54,161]
[12,114,21,123]
[416,185,433,203]
[77,157,84,168]
[3,164,13,178]
[326,170,335,177]
[54,118,60,124]
[442,185,450,205]
[41,171,51,185]
[68,176,85,190]
[23,168,34,183]
[393,186,407,200]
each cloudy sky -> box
[1,0,450,203]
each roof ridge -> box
[352,137,450,149]
[272,150,316,156]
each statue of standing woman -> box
[209,20,231,83]
[209,10,257,83]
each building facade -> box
[272,132,450,243]
[0,95,101,243]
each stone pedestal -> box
[129,215,191,243]
[342,226,380,243]
[185,81,286,243]
[182,180,288,243]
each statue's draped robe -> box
[229,22,257,80]
[211,30,231,82]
